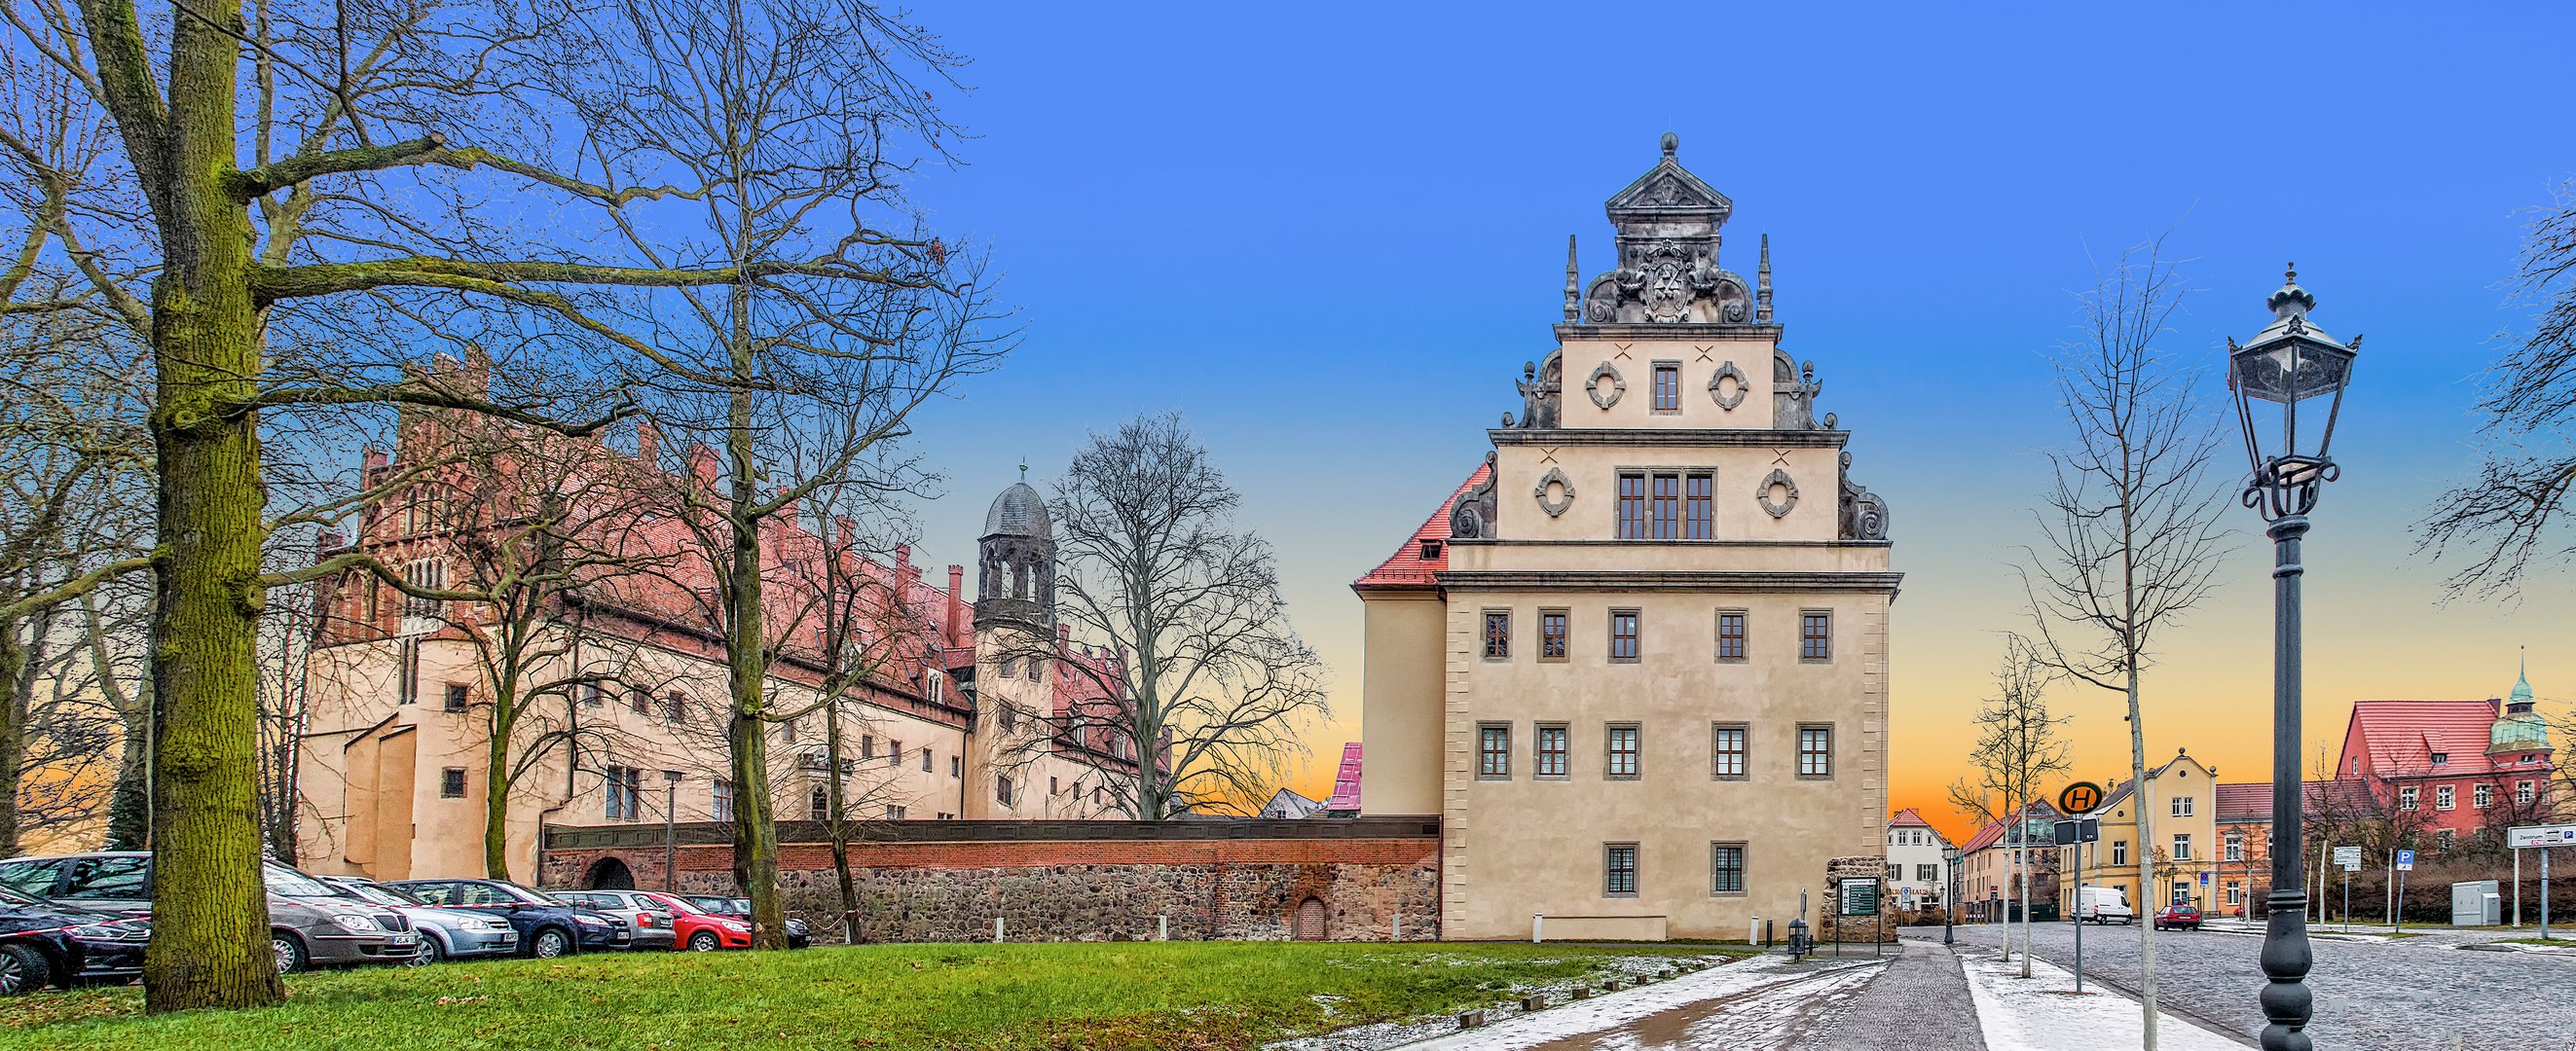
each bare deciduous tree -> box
[570,0,1009,949]
[2019,238,2230,1046]
[993,414,1330,821]
[2421,177,2576,594]
[1947,635,2070,978]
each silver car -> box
[319,878,518,962]
[548,890,678,951]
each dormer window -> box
[2430,752,2448,767]
[1419,539,1442,561]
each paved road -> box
[1949,920,2574,1050]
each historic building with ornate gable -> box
[294,397,1141,886]
[1353,135,1901,941]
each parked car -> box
[2154,903,2204,931]
[386,879,626,958]
[316,877,518,963]
[0,852,419,974]
[0,884,150,994]
[633,891,751,952]
[2076,885,2135,925]
[548,890,678,951]
[681,895,810,948]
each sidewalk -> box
[1955,946,2248,1050]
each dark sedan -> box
[387,879,626,958]
[0,885,150,993]
[0,852,419,973]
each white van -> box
[2078,886,2134,924]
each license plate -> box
[390,933,417,945]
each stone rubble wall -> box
[1819,853,1900,944]
[539,826,1443,944]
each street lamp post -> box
[2226,265,2359,1051]
[1943,846,1959,945]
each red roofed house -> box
[2210,779,2375,918]
[295,386,1141,885]
[1956,801,2061,923]
[2334,670,2554,852]
[1886,808,1952,913]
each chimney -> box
[895,544,916,581]
[686,444,719,488]
[634,418,661,464]
[946,564,967,649]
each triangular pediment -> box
[1604,158,1732,214]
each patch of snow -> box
[1960,951,2246,1050]
[1370,956,1884,1051]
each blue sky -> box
[889,2,2576,820]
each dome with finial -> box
[981,481,1049,539]
[2493,645,2549,753]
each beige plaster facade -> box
[295,448,1133,887]
[1355,137,1900,942]
[2056,749,2223,917]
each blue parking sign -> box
[2198,872,2209,885]
[2396,849,2415,871]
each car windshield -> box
[263,865,341,899]
[336,883,415,907]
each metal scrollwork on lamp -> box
[2226,264,2359,1051]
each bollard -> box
[1601,979,1625,992]
[1570,986,1592,999]
[1531,914,1544,944]
[1749,918,1760,947]
[1158,915,1168,942]
[1456,1009,1487,1030]
[1522,994,1547,1012]
[994,917,1005,943]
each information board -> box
[2333,846,2362,871]
[2508,824,2576,850]
[1840,877,1882,917]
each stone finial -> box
[1755,234,1774,323]
[1660,130,1677,157]
[1564,235,1580,322]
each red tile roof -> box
[1323,743,1363,814]
[1350,464,1490,592]
[1890,807,1933,827]
[2344,700,2522,779]
[1957,801,2062,854]
[2214,779,2379,823]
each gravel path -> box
[1802,938,1988,1051]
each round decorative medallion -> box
[1756,468,1799,519]
[1709,361,1748,411]
[1586,362,1626,410]
[1532,467,1575,518]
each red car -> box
[2154,904,2203,931]
[638,891,754,952]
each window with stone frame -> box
[1684,473,1713,539]
[1715,610,1747,662]
[1605,843,1639,897]
[1477,723,1511,779]
[441,768,467,799]
[1711,842,1746,894]
[1535,724,1569,779]
[1605,723,1640,779]
[1711,723,1748,779]
[1616,473,1648,539]
[2520,780,2537,807]
[1796,724,1832,778]
[712,779,733,821]
[1650,473,1680,537]
[2226,882,2243,906]
[2225,831,2243,861]
[2172,833,2191,861]
[922,747,934,772]
[2437,828,2455,851]
[997,776,1015,808]
[630,688,650,715]
[1609,610,1639,662]
[2476,782,2494,809]
[604,765,642,820]
[2436,784,2454,811]
[890,740,902,766]
[1539,609,1568,661]
[2171,796,2192,817]
[443,683,469,713]
[810,785,829,820]
[2112,839,2128,866]
[1651,362,1681,413]
[2400,785,2419,811]
[886,805,907,820]
[1482,611,1511,660]
[1799,610,1832,662]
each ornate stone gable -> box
[1581,133,1755,326]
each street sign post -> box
[2395,850,2415,933]
[2509,824,2576,940]
[2333,845,2361,930]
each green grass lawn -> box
[0,942,1741,1051]
[2497,936,2576,948]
